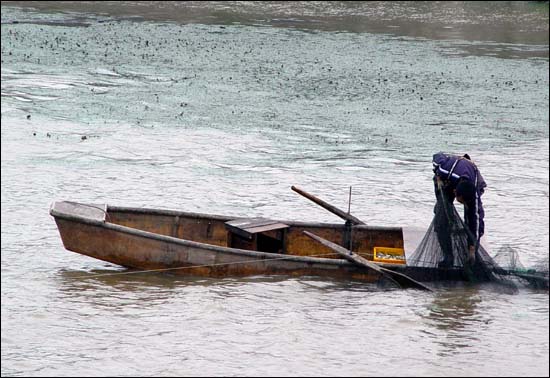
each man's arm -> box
[464,202,479,262]
[465,204,478,241]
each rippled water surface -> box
[1,2,549,376]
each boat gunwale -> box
[105,204,404,232]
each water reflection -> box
[61,268,183,287]
[57,268,396,295]
[423,288,488,356]
[56,268,252,294]
[56,269,188,311]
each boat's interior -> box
[106,206,405,261]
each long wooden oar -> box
[291,186,365,225]
[303,231,433,291]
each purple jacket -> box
[432,152,486,243]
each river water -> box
[1,1,549,376]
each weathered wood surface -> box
[50,201,394,282]
[102,203,404,260]
[50,201,455,285]
[303,231,433,291]
[225,218,289,240]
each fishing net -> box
[492,245,550,290]
[406,183,545,292]
[491,245,525,271]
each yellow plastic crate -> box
[373,246,406,265]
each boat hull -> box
[51,201,466,284]
[54,216,391,282]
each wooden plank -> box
[50,201,107,222]
[225,218,289,240]
[226,218,278,229]
[303,231,433,291]
[245,223,289,234]
[291,186,365,225]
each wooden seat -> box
[225,218,289,253]
[225,218,288,239]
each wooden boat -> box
[49,200,463,286]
